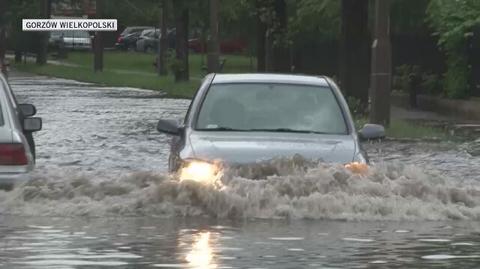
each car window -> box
[0,78,9,126]
[142,30,154,38]
[62,31,90,38]
[196,83,347,134]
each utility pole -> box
[157,0,168,75]
[369,0,392,126]
[207,0,220,73]
[36,0,51,65]
[93,0,104,72]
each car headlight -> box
[345,162,369,174]
[178,159,223,186]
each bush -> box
[444,53,470,98]
[421,73,443,95]
[393,65,443,95]
[393,64,420,93]
[426,0,479,98]
[346,96,367,117]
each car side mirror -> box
[19,104,37,117]
[23,117,42,132]
[157,119,182,135]
[358,124,385,140]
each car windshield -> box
[196,83,347,134]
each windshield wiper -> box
[247,128,329,134]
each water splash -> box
[0,160,479,220]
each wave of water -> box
[0,160,479,220]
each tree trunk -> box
[339,0,370,103]
[93,0,104,72]
[0,28,6,75]
[174,2,189,82]
[0,0,5,73]
[157,0,168,76]
[36,0,51,65]
[272,0,289,72]
[255,0,266,72]
[207,0,220,73]
[369,0,392,126]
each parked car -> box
[0,74,42,189]
[115,26,153,50]
[62,31,92,50]
[49,31,92,50]
[137,28,178,53]
[156,73,384,177]
[188,38,247,54]
[136,29,160,53]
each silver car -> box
[0,74,42,189]
[49,31,92,50]
[157,74,384,175]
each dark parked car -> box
[115,26,153,50]
[136,29,159,52]
[188,38,247,54]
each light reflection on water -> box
[185,232,216,269]
[2,218,480,268]
[0,73,479,268]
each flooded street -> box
[1,73,480,268]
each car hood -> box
[187,131,356,164]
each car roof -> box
[211,73,330,87]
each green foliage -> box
[394,65,444,95]
[443,54,470,98]
[421,72,443,95]
[346,96,367,117]
[426,0,480,98]
[288,0,339,39]
[393,65,421,93]
[391,0,430,34]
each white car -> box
[0,74,42,190]
[157,74,385,178]
[49,31,92,50]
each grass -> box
[356,117,448,140]
[14,51,256,98]
[386,119,448,139]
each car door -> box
[1,77,36,157]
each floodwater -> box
[1,73,479,268]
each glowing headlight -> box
[345,162,369,174]
[178,160,223,186]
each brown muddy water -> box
[0,73,479,268]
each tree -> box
[93,0,104,72]
[157,0,168,76]
[426,0,480,98]
[339,0,370,104]
[255,0,289,72]
[207,0,220,73]
[255,0,267,72]
[36,0,51,65]
[173,0,189,82]
[0,0,7,74]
